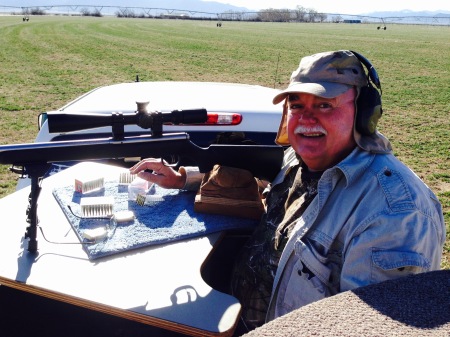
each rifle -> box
[0,103,284,253]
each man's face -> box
[286,88,357,171]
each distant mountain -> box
[362,10,450,17]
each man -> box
[130,50,445,332]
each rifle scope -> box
[47,106,207,138]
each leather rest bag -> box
[194,165,264,220]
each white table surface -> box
[0,162,240,336]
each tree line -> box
[18,5,328,22]
[225,6,328,23]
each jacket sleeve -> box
[178,166,204,191]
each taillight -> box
[205,113,242,125]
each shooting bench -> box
[0,162,243,337]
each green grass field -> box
[0,16,449,267]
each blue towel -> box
[52,181,257,260]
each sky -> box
[209,0,450,14]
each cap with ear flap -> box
[350,50,383,136]
[273,50,392,154]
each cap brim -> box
[273,82,352,105]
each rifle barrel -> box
[0,133,283,181]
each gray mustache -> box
[294,126,327,135]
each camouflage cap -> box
[273,50,368,104]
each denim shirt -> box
[266,146,445,321]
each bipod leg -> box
[24,164,51,253]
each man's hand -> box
[129,158,186,189]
